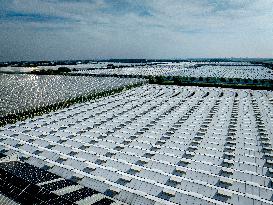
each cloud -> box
[0,0,272,61]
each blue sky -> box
[0,0,273,61]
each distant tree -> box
[253,79,258,84]
[156,76,165,84]
[203,77,209,82]
[148,76,156,84]
[107,64,115,69]
[173,76,180,84]
[30,69,38,74]
[58,67,71,72]
[220,78,226,82]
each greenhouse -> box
[1,85,272,205]
[73,63,273,80]
[0,74,147,125]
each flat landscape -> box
[1,0,273,204]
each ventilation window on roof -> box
[135,159,148,166]
[217,178,234,188]
[19,155,30,161]
[77,130,86,134]
[222,159,234,168]
[223,152,235,160]
[83,167,96,173]
[183,151,195,159]
[46,144,55,149]
[56,156,67,163]
[95,134,104,139]
[67,135,75,139]
[262,147,272,153]
[40,164,51,170]
[116,176,132,186]
[57,139,67,144]
[215,189,233,202]
[165,176,182,187]
[156,141,166,146]
[177,159,190,167]
[58,126,67,131]
[173,167,186,176]
[190,140,200,146]
[85,127,93,131]
[187,146,198,152]
[39,134,47,138]
[158,189,176,200]
[224,146,235,153]
[79,145,90,150]
[14,143,23,148]
[89,140,98,145]
[114,145,124,151]
[268,168,273,175]
[95,159,107,165]
[127,167,141,175]
[70,175,84,183]
[266,160,273,166]
[220,167,234,177]
[68,151,78,156]
[122,140,131,145]
[142,152,155,158]
[104,188,120,197]
[104,152,116,158]
[160,136,170,141]
[33,150,43,155]
[129,135,137,140]
[225,141,236,147]
[150,146,160,151]
[28,139,35,143]
[193,136,203,141]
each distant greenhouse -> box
[73,63,273,80]
[0,74,147,125]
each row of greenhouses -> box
[0,62,146,73]
[0,74,147,125]
[172,65,273,80]
[73,63,191,77]
[73,63,273,80]
[0,85,272,205]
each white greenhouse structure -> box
[0,85,272,205]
